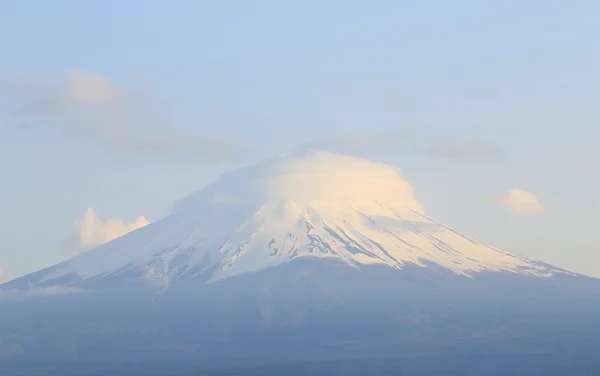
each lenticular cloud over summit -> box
[256,151,425,212]
[180,150,425,213]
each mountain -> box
[1,151,600,375]
[2,151,573,290]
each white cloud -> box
[63,208,150,254]
[0,266,5,284]
[77,207,149,248]
[501,189,545,213]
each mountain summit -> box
[6,151,568,291]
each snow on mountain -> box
[9,151,570,290]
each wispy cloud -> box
[299,132,499,160]
[417,140,498,159]
[1,70,236,158]
[497,189,545,214]
[62,207,149,255]
[0,286,85,299]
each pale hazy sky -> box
[1,1,599,281]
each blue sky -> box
[1,1,599,280]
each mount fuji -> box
[2,151,574,290]
[1,151,600,375]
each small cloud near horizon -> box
[498,189,545,214]
[62,208,150,255]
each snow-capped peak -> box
[15,151,569,289]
